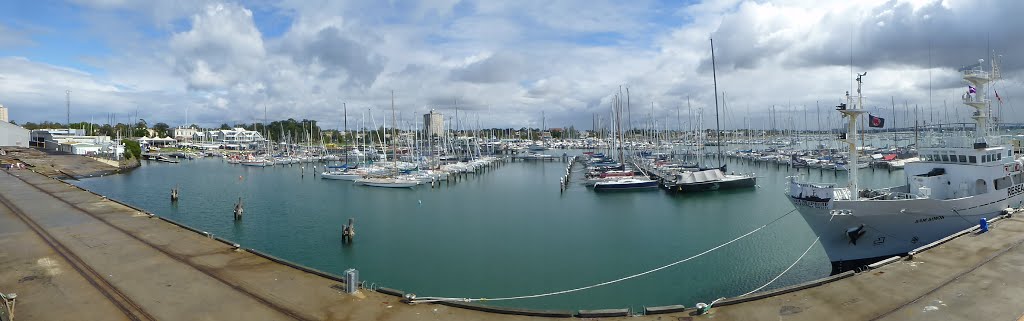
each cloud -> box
[0,24,34,48]
[450,52,524,83]
[170,3,266,90]
[3,0,1023,129]
[282,24,386,87]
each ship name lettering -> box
[914,215,945,223]
[792,198,831,209]
[1008,184,1024,197]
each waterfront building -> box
[423,110,444,137]
[172,127,199,142]
[0,120,29,146]
[0,104,8,122]
[190,128,266,149]
[30,129,124,157]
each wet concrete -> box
[1,165,1024,320]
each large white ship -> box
[787,59,1024,274]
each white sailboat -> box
[787,61,1023,274]
[357,91,419,188]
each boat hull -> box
[321,172,362,180]
[666,176,756,193]
[790,191,1016,274]
[593,180,659,191]
[356,178,418,188]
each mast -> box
[840,72,867,200]
[962,58,993,141]
[392,91,397,170]
[343,102,348,164]
[710,37,723,168]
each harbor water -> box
[72,152,904,311]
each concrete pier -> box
[3,166,1024,320]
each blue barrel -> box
[979,218,989,233]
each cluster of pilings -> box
[433,156,511,188]
[560,156,577,193]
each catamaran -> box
[787,60,1023,274]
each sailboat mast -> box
[710,37,723,167]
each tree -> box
[122,139,141,160]
[220,123,231,130]
[152,122,170,137]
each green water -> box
[72,154,904,311]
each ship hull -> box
[791,191,1016,274]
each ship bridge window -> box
[995,176,1012,190]
[958,155,967,163]
[941,155,950,162]
[983,155,989,162]
[969,156,977,163]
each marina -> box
[69,149,904,311]
[2,2,1023,319]
[2,155,1024,320]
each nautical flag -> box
[995,90,1003,103]
[868,114,885,128]
[969,85,977,94]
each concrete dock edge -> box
[577,308,630,317]
[644,304,688,315]
[714,270,856,307]
[435,301,575,318]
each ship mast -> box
[838,73,867,200]
[961,58,994,142]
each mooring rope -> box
[410,208,799,304]
[740,236,819,297]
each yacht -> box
[787,65,1023,274]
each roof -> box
[0,121,29,133]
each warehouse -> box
[0,121,30,147]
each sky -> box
[0,0,1021,130]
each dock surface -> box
[1,167,1023,320]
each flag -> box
[868,114,885,128]
[969,86,977,94]
[995,90,1002,103]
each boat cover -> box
[676,169,725,184]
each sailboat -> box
[593,88,659,192]
[356,91,419,188]
[663,38,756,193]
[788,57,1023,274]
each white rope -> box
[411,209,798,303]
[740,236,819,297]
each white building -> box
[423,110,444,137]
[172,127,199,142]
[188,128,266,149]
[0,104,8,122]
[0,120,29,146]
[31,129,124,157]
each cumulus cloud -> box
[3,0,1022,129]
[170,3,266,90]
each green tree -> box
[220,123,231,130]
[122,139,141,159]
[152,122,170,137]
